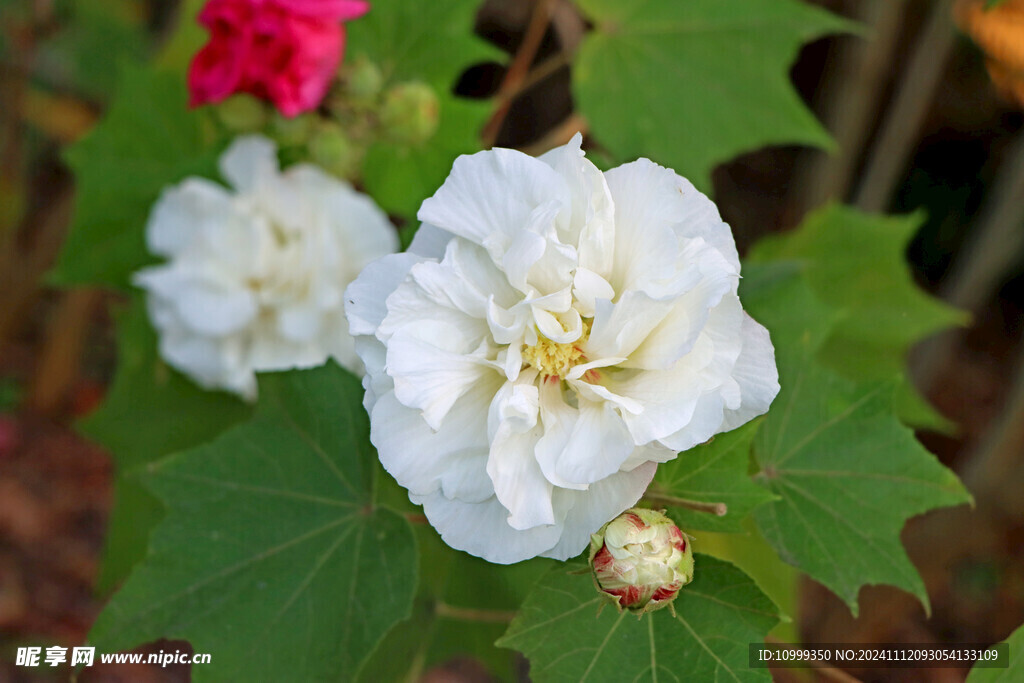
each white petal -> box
[533,306,582,344]
[658,392,726,452]
[418,147,570,254]
[539,133,616,275]
[219,135,280,194]
[618,442,678,472]
[719,314,780,431]
[278,304,322,341]
[173,280,258,337]
[625,257,738,371]
[605,157,739,275]
[487,381,554,529]
[146,179,236,258]
[344,253,422,336]
[404,240,518,321]
[534,381,589,491]
[572,267,615,318]
[378,274,490,348]
[586,291,674,361]
[354,335,389,408]
[412,491,562,565]
[408,222,454,258]
[372,378,501,503]
[551,396,636,487]
[606,334,716,445]
[542,462,657,561]
[387,321,495,431]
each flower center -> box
[522,321,591,379]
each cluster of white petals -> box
[346,135,779,564]
[135,135,397,400]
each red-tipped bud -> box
[589,508,694,614]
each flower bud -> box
[271,111,316,146]
[216,94,268,133]
[589,508,694,614]
[379,81,440,145]
[309,123,361,179]
[345,57,384,104]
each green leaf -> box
[347,0,501,217]
[498,555,779,682]
[347,0,500,89]
[693,521,800,643]
[750,205,968,383]
[50,65,219,289]
[82,298,251,591]
[966,623,1024,682]
[152,0,209,73]
[650,421,778,533]
[89,364,417,680]
[37,0,147,100]
[359,525,551,682]
[745,269,971,615]
[573,0,854,190]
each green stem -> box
[434,601,518,623]
[642,493,727,517]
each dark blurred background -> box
[1,0,1023,681]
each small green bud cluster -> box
[211,56,441,182]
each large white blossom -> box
[134,135,397,400]
[346,135,779,564]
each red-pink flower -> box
[188,0,370,117]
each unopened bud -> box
[309,123,361,179]
[217,94,268,133]
[380,81,439,146]
[589,508,694,614]
[345,57,384,104]
[271,112,315,146]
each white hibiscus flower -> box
[134,135,398,400]
[346,134,779,564]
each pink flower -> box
[188,0,369,117]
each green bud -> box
[216,94,268,133]
[271,112,316,146]
[379,81,440,146]
[589,508,694,614]
[309,123,361,179]
[345,57,384,104]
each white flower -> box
[345,134,779,564]
[134,135,397,400]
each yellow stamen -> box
[522,321,591,379]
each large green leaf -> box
[347,0,500,218]
[89,364,417,680]
[37,0,147,100]
[966,623,1024,682]
[750,205,969,383]
[651,421,778,533]
[498,555,779,682]
[83,298,251,592]
[51,65,219,289]
[574,0,853,190]
[743,268,971,615]
[347,0,499,89]
[358,524,551,682]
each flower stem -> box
[434,601,518,623]
[641,493,728,517]
[481,0,558,147]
